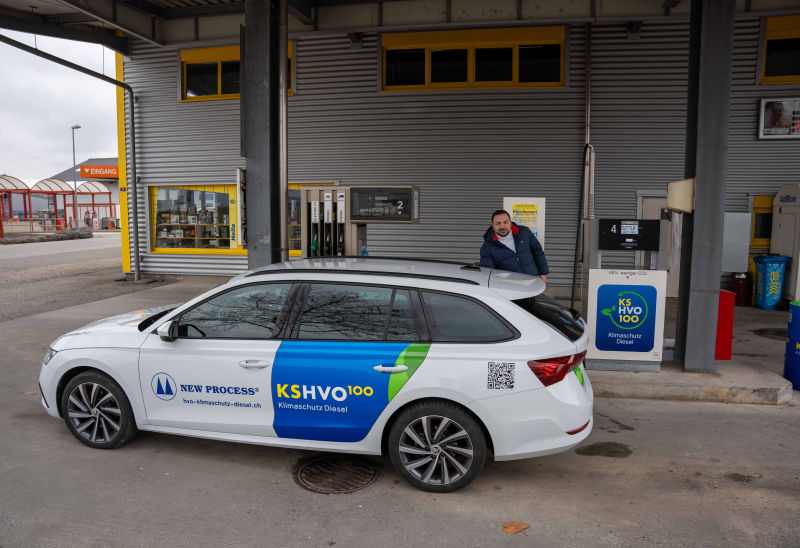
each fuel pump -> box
[584,218,669,372]
[299,185,420,258]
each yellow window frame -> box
[149,184,247,255]
[180,42,294,102]
[382,27,565,92]
[761,15,800,86]
[751,195,775,248]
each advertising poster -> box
[587,269,667,362]
[759,98,800,138]
[503,197,545,249]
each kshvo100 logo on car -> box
[595,284,657,352]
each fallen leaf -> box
[501,522,529,535]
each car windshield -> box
[512,294,584,342]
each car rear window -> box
[513,294,585,342]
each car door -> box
[138,282,294,437]
[270,282,430,443]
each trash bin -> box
[784,301,800,389]
[729,272,750,306]
[754,255,790,310]
[715,290,735,360]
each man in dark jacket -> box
[480,209,549,282]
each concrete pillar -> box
[244,0,281,268]
[676,0,737,372]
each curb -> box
[592,380,793,405]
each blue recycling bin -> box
[754,255,790,310]
[784,301,800,389]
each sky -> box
[0,29,118,181]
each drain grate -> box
[294,456,379,494]
[753,328,788,341]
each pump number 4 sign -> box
[587,269,667,362]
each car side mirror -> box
[157,320,178,342]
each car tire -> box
[61,370,137,449]
[388,400,486,493]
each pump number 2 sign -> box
[587,269,667,362]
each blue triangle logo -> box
[156,378,165,395]
[164,379,174,395]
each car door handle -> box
[238,360,270,369]
[373,365,408,373]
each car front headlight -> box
[43,347,58,365]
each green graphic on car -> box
[387,343,431,401]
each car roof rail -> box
[308,255,476,267]
[244,268,481,286]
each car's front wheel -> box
[61,370,137,449]
[388,401,486,493]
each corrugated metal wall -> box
[590,20,690,268]
[124,39,248,276]
[122,15,800,282]
[292,26,588,285]
[728,17,800,212]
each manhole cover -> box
[753,328,787,340]
[294,456,379,494]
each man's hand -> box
[540,275,547,284]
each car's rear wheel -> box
[388,401,486,493]
[61,370,137,449]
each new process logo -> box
[595,284,657,352]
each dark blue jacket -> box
[480,223,549,277]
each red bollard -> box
[715,290,735,360]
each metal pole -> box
[683,0,736,372]
[72,126,79,228]
[0,32,141,281]
[278,0,289,262]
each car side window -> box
[387,289,419,341]
[298,284,394,340]
[177,283,292,339]
[421,291,515,342]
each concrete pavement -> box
[1,278,799,547]
[0,231,176,322]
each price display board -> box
[598,219,661,251]
[350,187,413,222]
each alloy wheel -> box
[67,382,122,443]
[398,415,474,485]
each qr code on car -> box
[487,362,515,389]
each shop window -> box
[475,48,513,82]
[519,44,561,83]
[382,26,565,92]
[761,15,800,85]
[180,43,294,102]
[430,49,468,83]
[751,195,775,249]
[149,185,245,255]
[386,49,426,86]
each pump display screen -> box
[350,187,412,221]
[598,219,660,251]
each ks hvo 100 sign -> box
[595,284,657,352]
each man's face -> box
[772,103,784,123]
[492,214,512,237]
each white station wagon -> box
[39,258,592,492]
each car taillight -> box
[527,351,587,387]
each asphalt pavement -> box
[0,279,798,547]
[0,231,174,322]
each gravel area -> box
[0,256,174,322]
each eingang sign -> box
[80,165,118,179]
